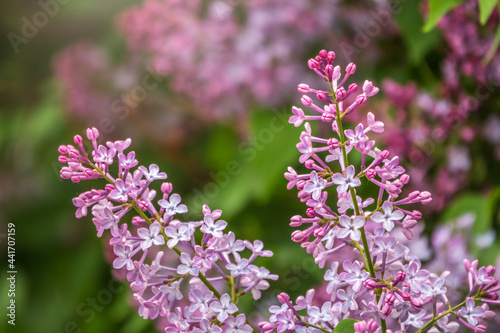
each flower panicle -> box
[267,49,500,333]
[59,128,277,332]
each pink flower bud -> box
[328,138,339,149]
[86,127,99,140]
[296,180,305,190]
[161,182,173,195]
[487,265,496,276]
[306,208,315,217]
[308,59,319,69]
[327,51,335,63]
[316,91,327,101]
[348,83,358,92]
[364,279,377,290]
[346,62,356,75]
[410,297,423,310]
[381,304,391,316]
[277,293,290,304]
[464,259,472,271]
[301,95,313,107]
[475,325,487,333]
[298,83,310,94]
[305,159,316,169]
[385,292,396,305]
[58,155,68,163]
[73,135,83,144]
[321,113,334,122]
[319,49,328,58]
[381,150,390,159]
[58,145,69,154]
[400,174,410,184]
[290,215,302,227]
[291,230,304,243]
[325,64,334,75]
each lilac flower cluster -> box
[59,128,278,332]
[257,50,500,332]
[377,0,500,212]
[117,0,337,120]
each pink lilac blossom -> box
[59,128,278,332]
[258,49,500,333]
[117,0,338,120]
[377,0,500,212]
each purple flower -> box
[113,245,134,270]
[108,179,137,202]
[458,298,485,327]
[92,207,119,237]
[345,124,368,145]
[164,224,190,248]
[188,289,213,314]
[404,260,430,293]
[159,281,183,302]
[227,258,251,276]
[331,165,361,193]
[371,201,404,231]
[158,193,188,217]
[341,260,370,292]
[403,310,426,329]
[303,171,327,200]
[193,318,222,333]
[421,277,447,300]
[138,164,167,181]
[337,287,358,312]
[224,314,253,333]
[324,262,341,297]
[137,221,165,250]
[193,246,217,269]
[177,253,200,276]
[289,106,305,127]
[210,294,238,322]
[94,145,116,165]
[200,215,227,238]
[118,151,138,169]
[308,301,333,324]
[362,80,379,97]
[337,215,365,241]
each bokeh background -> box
[1,0,500,332]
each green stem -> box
[416,300,466,333]
[333,88,385,331]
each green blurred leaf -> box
[423,0,464,32]
[395,0,441,63]
[442,193,491,234]
[483,23,500,64]
[479,0,498,24]
[332,319,357,333]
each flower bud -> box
[487,265,496,276]
[298,83,310,94]
[385,292,396,305]
[277,292,290,304]
[301,95,313,107]
[308,59,319,69]
[316,91,327,101]
[161,182,173,195]
[410,297,423,310]
[321,113,334,122]
[381,304,391,316]
[327,51,335,62]
[319,49,328,58]
[328,138,340,149]
[74,135,83,144]
[290,215,302,227]
[325,64,334,75]
[346,62,356,75]
[306,208,315,218]
[475,325,487,333]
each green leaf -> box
[423,0,464,32]
[395,0,441,63]
[332,318,357,333]
[442,193,491,235]
[479,0,498,24]
[483,23,500,64]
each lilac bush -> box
[59,50,500,332]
